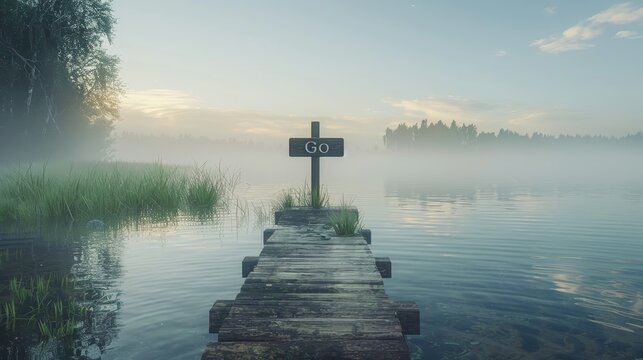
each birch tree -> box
[0,0,121,162]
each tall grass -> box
[273,182,330,210]
[0,162,236,226]
[307,187,330,209]
[186,165,223,209]
[273,190,296,210]
[328,208,361,235]
[328,198,362,236]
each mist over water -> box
[113,135,643,188]
[108,138,643,359]
[2,135,642,359]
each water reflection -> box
[381,180,643,359]
[1,212,228,360]
[71,230,123,359]
[551,273,581,294]
[0,226,122,359]
[2,180,642,359]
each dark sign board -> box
[289,138,344,157]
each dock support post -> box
[375,257,392,278]
[263,228,276,244]
[395,301,420,335]
[361,229,371,244]
[209,300,234,333]
[242,256,259,277]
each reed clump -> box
[328,207,362,236]
[273,190,296,211]
[305,187,330,209]
[328,198,362,236]
[273,183,329,210]
[0,162,235,226]
[1,274,85,339]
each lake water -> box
[2,152,643,359]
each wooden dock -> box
[202,207,419,360]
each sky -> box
[110,1,643,146]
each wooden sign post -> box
[289,122,344,202]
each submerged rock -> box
[86,219,106,230]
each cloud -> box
[388,97,496,123]
[117,89,390,145]
[496,49,508,57]
[531,24,600,53]
[123,89,201,119]
[389,95,643,136]
[615,30,643,39]
[384,97,600,135]
[532,2,643,53]
[507,111,548,128]
[118,90,637,146]
[589,3,643,25]
[544,6,557,15]
[386,96,553,133]
[562,24,602,39]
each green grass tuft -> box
[273,190,296,210]
[308,187,329,209]
[0,161,236,226]
[186,165,221,209]
[273,182,330,210]
[328,205,362,236]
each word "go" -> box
[305,141,330,154]
[289,137,343,157]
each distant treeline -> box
[384,120,643,149]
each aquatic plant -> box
[9,277,29,304]
[186,165,222,209]
[38,319,75,338]
[32,275,52,310]
[3,300,17,326]
[252,202,273,227]
[0,161,236,226]
[1,274,85,340]
[53,300,64,320]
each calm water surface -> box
[2,165,642,359]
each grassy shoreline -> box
[0,162,236,226]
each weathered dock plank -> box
[233,292,391,302]
[240,282,386,295]
[202,340,410,360]
[245,272,384,283]
[226,302,398,319]
[203,207,419,359]
[218,318,403,342]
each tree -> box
[0,0,121,162]
[383,120,643,150]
